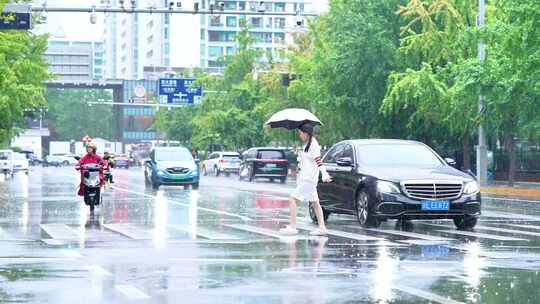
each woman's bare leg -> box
[311,200,327,230]
[289,197,299,227]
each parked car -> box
[144,146,199,190]
[45,154,78,166]
[114,154,130,169]
[238,148,289,183]
[13,153,29,174]
[314,139,481,230]
[202,152,241,176]
[0,150,14,176]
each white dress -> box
[291,138,330,202]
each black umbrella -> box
[265,108,323,130]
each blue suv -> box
[145,147,200,190]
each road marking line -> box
[474,225,540,237]
[87,265,112,276]
[115,284,150,300]
[356,227,454,241]
[169,258,264,263]
[393,285,465,304]
[40,224,80,240]
[435,230,527,241]
[103,224,154,240]
[61,250,83,258]
[225,224,308,240]
[398,240,453,246]
[296,224,384,241]
[507,224,540,231]
[484,196,540,203]
[168,225,241,240]
[482,210,540,221]
[110,185,252,221]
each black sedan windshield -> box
[358,144,444,167]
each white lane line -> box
[168,225,241,240]
[436,230,527,241]
[507,224,540,231]
[393,285,464,304]
[398,240,453,246]
[115,284,150,300]
[226,224,308,240]
[484,196,540,203]
[296,224,384,241]
[482,210,540,221]
[358,227,454,242]
[110,185,252,221]
[103,224,154,240]
[169,258,264,263]
[40,224,80,240]
[61,250,83,258]
[87,265,112,276]
[474,225,540,237]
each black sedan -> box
[314,139,481,229]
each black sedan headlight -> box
[376,181,401,194]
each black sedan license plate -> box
[421,200,450,211]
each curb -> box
[481,186,540,199]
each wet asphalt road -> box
[1,167,540,303]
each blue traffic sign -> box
[158,78,203,104]
[0,12,31,30]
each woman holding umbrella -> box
[265,109,332,236]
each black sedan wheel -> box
[453,216,478,230]
[356,191,380,228]
[309,202,330,225]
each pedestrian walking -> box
[279,122,332,235]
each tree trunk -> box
[462,127,471,171]
[506,134,517,187]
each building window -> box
[226,46,235,56]
[239,1,245,10]
[266,17,273,28]
[147,20,154,29]
[146,50,153,58]
[224,1,236,10]
[147,35,154,44]
[239,15,247,26]
[200,29,205,40]
[210,16,222,27]
[274,17,285,29]
[250,17,262,28]
[209,31,236,42]
[294,3,304,12]
[226,16,237,27]
[208,46,223,58]
[274,32,285,43]
[275,2,285,12]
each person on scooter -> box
[103,151,115,184]
[75,143,104,196]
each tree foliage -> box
[45,88,113,141]
[0,11,50,146]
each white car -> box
[13,153,29,174]
[46,154,78,166]
[0,150,14,175]
[202,152,241,176]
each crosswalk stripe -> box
[40,224,80,240]
[393,285,464,304]
[435,230,527,241]
[103,224,154,240]
[507,224,540,231]
[225,224,308,240]
[115,284,150,300]
[168,225,241,240]
[296,224,384,241]
[353,227,454,241]
[474,225,540,237]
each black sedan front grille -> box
[166,167,190,174]
[402,182,463,200]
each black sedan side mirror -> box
[445,158,457,166]
[336,157,353,167]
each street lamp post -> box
[477,0,488,186]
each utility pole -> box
[477,0,488,185]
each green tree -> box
[0,2,50,146]
[45,88,114,141]
[288,0,404,144]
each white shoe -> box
[309,229,328,236]
[279,226,298,235]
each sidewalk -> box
[482,181,540,199]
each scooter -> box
[79,163,103,213]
